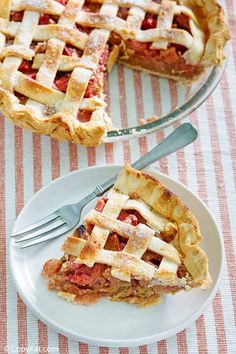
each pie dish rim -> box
[105,54,228,142]
[0,0,230,146]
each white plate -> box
[10,165,224,347]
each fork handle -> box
[95,123,197,196]
[132,122,197,169]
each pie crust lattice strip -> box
[42,165,212,306]
[0,0,230,146]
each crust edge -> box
[114,164,212,289]
[183,0,230,66]
[0,88,109,146]
[119,0,230,73]
[0,0,229,145]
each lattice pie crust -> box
[0,0,230,146]
[42,165,212,306]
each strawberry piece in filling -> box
[141,14,157,30]
[118,8,157,29]
[77,110,92,122]
[68,264,107,287]
[173,14,191,32]
[84,74,100,98]
[118,210,139,226]
[105,233,122,251]
[11,11,23,22]
[18,60,37,80]
[56,0,68,5]
[39,14,56,25]
[117,7,129,20]
[94,198,107,212]
[142,250,163,267]
[54,75,70,93]
[118,209,145,226]
[15,92,28,104]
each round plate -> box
[10,165,224,347]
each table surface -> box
[0,1,235,353]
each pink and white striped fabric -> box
[0,0,235,353]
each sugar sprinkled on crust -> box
[114,165,212,289]
[0,0,230,145]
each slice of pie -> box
[42,165,212,306]
[0,0,230,146]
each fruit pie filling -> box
[115,9,202,78]
[10,0,201,125]
[42,196,187,306]
[10,0,107,123]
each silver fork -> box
[11,123,198,248]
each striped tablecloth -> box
[0,1,235,353]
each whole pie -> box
[42,165,212,306]
[0,0,230,146]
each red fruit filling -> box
[54,45,109,97]
[123,40,202,78]
[68,264,107,287]
[54,75,70,93]
[117,7,129,20]
[14,92,28,105]
[104,233,122,251]
[56,0,68,5]
[42,195,188,305]
[77,110,92,122]
[39,14,56,25]
[18,60,37,80]
[82,1,101,13]
[118,210,139,226]
[94,198,107,212]
[11,11,24,22]
[11,5,201,116]
[111,10,202,78]
[173,14,191,32]
[141,14,157,30]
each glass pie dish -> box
[104,57,227,143]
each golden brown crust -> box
[0,0,229,145]
[114,165,212,289]
[118,0,230,79]
[61,190,183,285]
[181,0,230,66]
[0,88,108,146]
[84,209,181,263]
[42,165,212,306]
